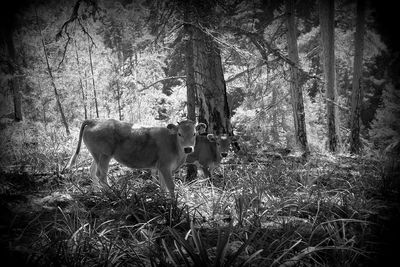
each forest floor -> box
[0,151,399,266]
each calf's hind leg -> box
[88,153,102,189]
[89,161,101,188]
[96,154,112,187]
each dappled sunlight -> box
[0,0,398,265]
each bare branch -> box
[78,18,96,48]
[224,25,321,82]
[138,76,186,92]
[55,0,97,68]
[57,31,71,70]
[226,61,266,84]
[56,0,83,40]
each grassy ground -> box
[0,151,399,266]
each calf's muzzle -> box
[184,147,194,154]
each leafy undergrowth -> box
[0,153,398,266]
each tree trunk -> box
[184,7,198,181]
[88,36,99,118]
[4,25,22,121]
[349,0,366,154]
[37,11,70,135]
[84,69,92,118]
[42,105,47,131]
[185,23,196,122]
[116,80,123,121]
[192,26,232,135]
[271,85,279,143]
[286,0,309,154]
[74,40,88,120]
[319,0,341,152]
[184,1,233,180]
[11,79,22,122]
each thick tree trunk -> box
[192,27,232,135]
[349,0,366,154]
[286,0,309,154]
[184,8,198,181]
[319,0,341,152]
[185,23,196,122]
[4,26,22,121]
[183,1,233,180]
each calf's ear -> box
[167,123,178,133]
[207,133,216,142]
[196,123,207,135]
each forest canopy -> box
[1,0,398,160]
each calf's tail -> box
[67,120,92,168]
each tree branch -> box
[224,26,321,82]
[226,61,266,84]
[78,18,96,48]
[57,31,71,70]
[55,0,97,68]
[138,76,186,92]
[56,0,83,40]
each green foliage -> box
[369,83,400,149]
[0,0,392,157]
[163,221,262,266]
[1,1,399,266]
[1,152,388,266]
[0,120,72,173]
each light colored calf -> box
[67,119,201,198]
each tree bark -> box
[184,3,196,122]
[271,85,279,143]
[192,27,232,135]
[285,0,309,154]
[349,0,366,154]
[319,0,341,152]
[4,25,22,121]
[183,1,233,180]
[184,6,199,182]
[185,24,196,122]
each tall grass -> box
[2,147,389,266]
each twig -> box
[78,18,96,48]
[57,31,71,70]
[138,76,186,92]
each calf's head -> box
[207,134,238,158]
[167,121,206,154]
